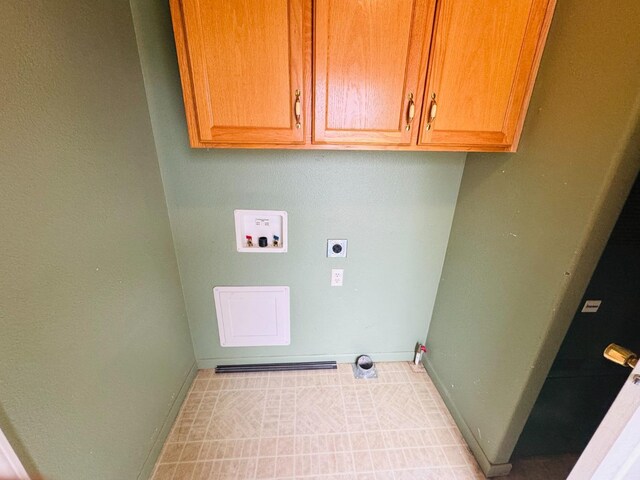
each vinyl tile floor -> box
[151,362,486,480]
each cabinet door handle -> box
[294,90,302,129]
[405,93,415,131]
[425,93,437,131]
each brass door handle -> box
[604,343,638,368]
[405,93,415,131]
[425,93,437,131]
[294,90,302,129]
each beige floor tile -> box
[275,455,295,477]
[152,362,489,480]
[356,473,376,480]
[179,442,202,462]
[277,435,295,456]
[152,463,176,480]
[294,454,312,476]
[370,450,392,471]
[256,456,276,478]
[395,467,456,480]
[187,426,207,442]
[371,384,429,430]
[353,450,374,473]
[159,442,184,463]
[173,462,195,480]
[386,448,408,469]
[241,438,261,458]
[191,461,213,480]
[451,465,486,479]
[443,445,474,467]
[258,436,278,457]
[296,386,347,434]
[373,472,395,480]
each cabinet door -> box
[170,0,306,146]
[418,0,555,150]
[313,0,435,146]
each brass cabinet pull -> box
[294,90,302,129]
[425,93,437,131]
[604,343,638,369]
[405,93,415,131]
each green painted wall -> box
[425,0,640,471]
[0,1,195,479]
[129,0,465,367]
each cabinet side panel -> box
[170,0,206,147]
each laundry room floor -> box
[151,362,485,479]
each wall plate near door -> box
[581,300,602,313]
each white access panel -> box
[213,286,290,347]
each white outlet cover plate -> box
[331,269,344,286]
[234,210,287,253]
[327,239,347,257]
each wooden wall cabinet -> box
[419,0,555,151]
[170,0,556,152]
[170,0,310,147]
[313,0,436,146]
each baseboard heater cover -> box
[215,361,337,374]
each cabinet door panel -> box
[171,0,305,145]
[419,0,555,150]
[314,0,435,146]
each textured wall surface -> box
[425,0,640,470]
[0,1,195,479]
[129,0,465,366]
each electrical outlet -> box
[327,239,347,258]
[331,269,344,287]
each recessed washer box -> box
[234,209,287,253]
[213,286,290,347]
